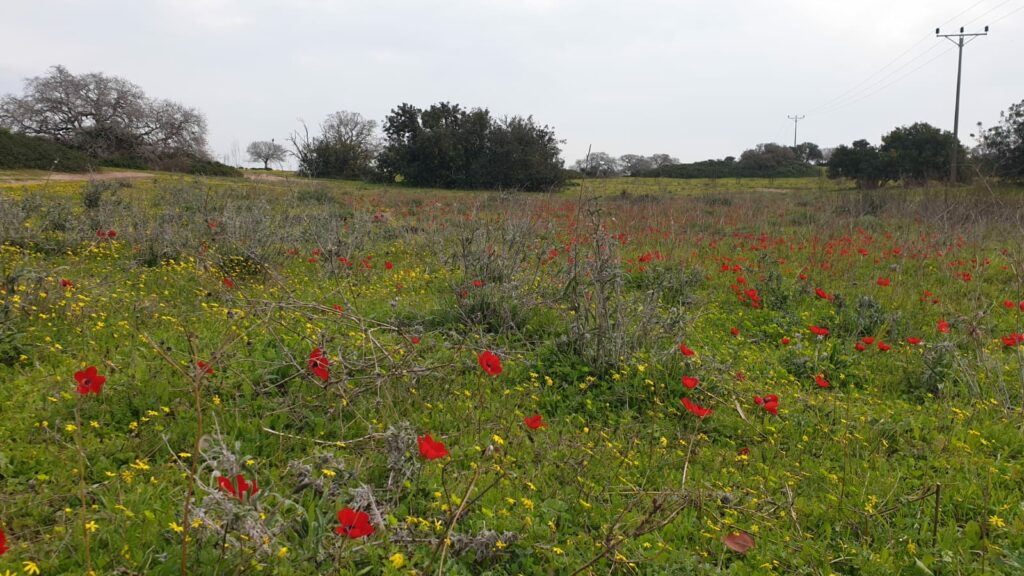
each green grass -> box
[0,175,1023,575]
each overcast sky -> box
[1,0,1022,167]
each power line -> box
[815,45,954,117]
[805,0,992,114]
[963,0,1018,26]
[989,2,1024,24]
[812,43,946,114]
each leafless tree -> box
[246,140,288,169]
[0,65,208,162]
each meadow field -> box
[1,173,1023,575]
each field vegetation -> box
[0,174,1023,575]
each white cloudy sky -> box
[1,0,1021,167]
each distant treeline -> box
[577,143,824,180]
[642,157,820,179]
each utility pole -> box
[787,115,805,147]
[936,25,988,185]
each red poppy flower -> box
[60,278,74,289]
[809,325,829,337]
[799,273,808,281]
[730,327,740,336]
[332,304,344,314]
[815,374,830,388]
[472,279,485,288]
[681,397,712,418]
[762,394,779,415]
[737,447,750,457]
[218,474,259,501]
[308,348,329,382]
[815,287,834,301]
[961,272,972,282]
[524,414,545,429]
[478,350,502,376]
[335,508,374,538]
[682,376,699,390]
[410,336,421,345]
[877,342,891,352]
[854,342,866,352]
[417,434,449,460]
[222,277,235,289]
[679,343,696,356]
[861,336,875,345]
[1020,301,1024,312]
[906,337,922,345]
[1003,299,1014,309]
[1002,333,1024,347]
[197,361,213,375]
[385,261,394,270]
[876,277,890,287]
[74,366,106,395]
[780,337,791,345]
[937,320,950,334]
[0,527,8,556]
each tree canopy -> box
[377,102,565,191]
[973,99,1024,182]
[0,65,208,165]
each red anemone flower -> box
[815,287,834,301]
[410,336,421,345]
[1002,299,1014,309]
[218,474,259,501]
[335,508,374,538]
[682,376,699,390]
[730,327,740,336]
[472,279,485,288]
[60,278,74,289]
[906,337,922,345]
[524,414,546,429]
[417,434,449,460]
[197,361,214,375]
[308,348,329,382]
[222,277,235,289]
[780,337,791,345]
[854,342,866,352]
[74,366,106,395]
[1002,333,1024,347]
[877,342,891,352]
[679,343,696,356]
[0,527,8,556]
[809,325,829,337]
[861,336,875,345]
[385,261,394,270]
[815,374,830,388]
[478,350,503,376]
[876,277,891,287]
[937,320,950,334]
[681,397,712,418]
[755,394,779,415]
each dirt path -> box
[0,171,155,186]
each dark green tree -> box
[792,142,824,164]
[880,122,965,185]
[827,139,890,189]
[737,143,817,177]
[973,99,1024,182]
[378,102,564,191]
